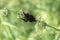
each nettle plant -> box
[17,9,60,31]
[0,8,60,31]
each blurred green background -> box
[0,0,60,40]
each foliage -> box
[0,0,60,40]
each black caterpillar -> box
[21,11,36,22]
